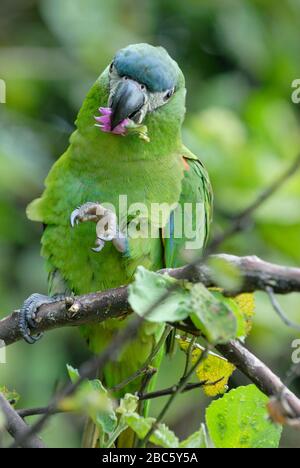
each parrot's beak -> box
[110,79,145,130]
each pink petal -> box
[94,115,110,124]
[99,107,112,115]
[95,107,130,136]
[111,119,130,135]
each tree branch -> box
[16,379,223,419]
[1,254,300,347]
[217,341,300,417]
[0,393,46,448]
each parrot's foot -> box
[18,293,65,344]
[70,202,127,253]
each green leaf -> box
[190,284,238,344]
[91,380,117,435]
[66,364,80,383]
[151,423,179,449]
[210,291,248,338]
[180,424,208,448]
[208,256,243,292]
[125,413,155,439]
[96,406,118,435]
[126,413,179,448]
[116,393,139,415]
[205,290,255,339]
[118,395,179,448]
[128,266,191,323]
[64,368,117,435]
[206,385,282,448]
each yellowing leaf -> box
[196,353,236,397]
[233,293,255,336]
[178,338,235,397]
[209,288,255,338]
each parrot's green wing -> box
[162,147,213,268]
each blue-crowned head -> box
[104,43,185,132]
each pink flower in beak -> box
[94,107,130,135]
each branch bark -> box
[1,254,300,346]
[0,393,46,448]
[217,341,300,417]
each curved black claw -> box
[18,294,61,345]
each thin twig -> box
[208,153,300,251]
[167,322,202,336]
[111,325,172,393]
[0,393,46,448]
[19,326,170,419]
[182,336,196,378]
[17,407,63,419]
[140,348,209,447]
[17,378,223,420]
[266,286,300,332]
[136,367,158,422]
[139,378,224,401]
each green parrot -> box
[19,43,212,447]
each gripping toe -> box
[18,293,62,344]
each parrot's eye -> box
[164,88,175,101]
[109,62,114,73]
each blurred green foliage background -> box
[0,0,300,448]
